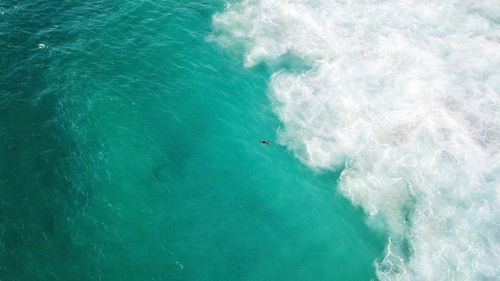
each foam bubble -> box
[214,0,500,280]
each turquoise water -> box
[0,1,386,280]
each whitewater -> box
[213,0,500,280]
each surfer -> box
[260,140,271,144]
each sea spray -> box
[213,1,500,280]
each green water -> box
[0,1,385,280]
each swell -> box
[212,1,500,280]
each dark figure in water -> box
[260,140,271,144]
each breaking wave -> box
[213,0,500,280]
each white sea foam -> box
[213,0,500,280]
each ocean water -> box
[214,0,500,280]
[0,1,387,281]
